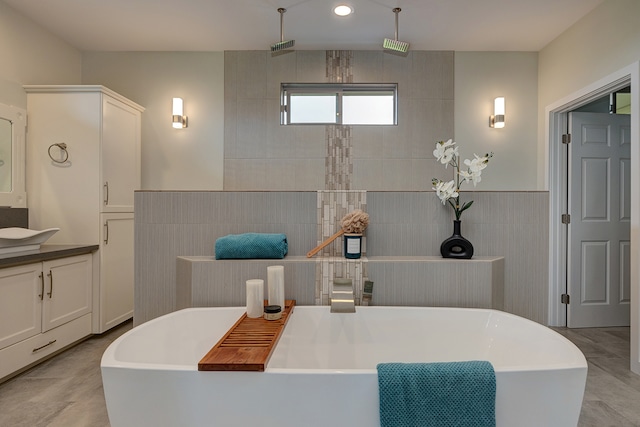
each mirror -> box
[0,103,26,207]
[0,117,11,192]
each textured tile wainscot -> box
[366,256,504,309]
[176,256,317,309]
[176,255,504,310]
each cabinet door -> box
[25,91,101,244]
[0,264,42,349]
[101,95,141,213]
[100,213,134,332]
[41,254,92,332]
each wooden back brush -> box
[306,209,369,258]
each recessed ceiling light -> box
[334,5,353,16]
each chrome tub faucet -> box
[331,278,356,313]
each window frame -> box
[280,83,398,126]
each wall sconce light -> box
[172,97,188,129]
[489,97,505,128]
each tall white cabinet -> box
[24,85,144,333]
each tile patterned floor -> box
[0,322,638,426]
[553,326,640,427]
[0,321,131,427]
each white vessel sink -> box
[0,227,60,255]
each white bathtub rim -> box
[101,306,587,373]
[101,361,587,375]
[277,305,588,371]
[100,306,245,371]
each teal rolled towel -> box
[215,233,288,260]
[377,361,496,427]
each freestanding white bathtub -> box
[101,306,587,427]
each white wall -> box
[455,52,538,190]
[2,0,635,194]
[82,52,224,190]
[0,0,80,209]
[538,0,640,374]
[538,0,640,189]
[80,50,540,192]
[0,1,81,108]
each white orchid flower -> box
[432,142,492,221]
[439,147,458,166]
[463,154,489,173]
[432,179,459,204]
[433,139,458,167]
[459,170,482,186]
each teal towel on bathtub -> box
[215,233,288,260]
[377,361,496,427]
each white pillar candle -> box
[246,279,264,318]
[267,265,285,310]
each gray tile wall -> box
[223,50,454,191]
[176,255,504,311]
[365,256,504,309]
[134,191,317,325]
[176,256,317,309]
[136,190,548,325]
[366,191,549,322]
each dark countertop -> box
[0,244,100,269]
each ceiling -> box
[3,0,606,52]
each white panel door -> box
[568,112,631,327]
[99,213,134,332]
[25,91,101,244]
[41,254,93,332]
[101,96,140,213]
[0,264,42,349]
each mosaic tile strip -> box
[316,190,367,258]
[325,50,354,190]
[326,50,353,83]
[315,256,369,306]
[325,125,353,190]
[314,190,368,306]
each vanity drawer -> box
[0,313,92,382]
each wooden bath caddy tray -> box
[198,300,296,372]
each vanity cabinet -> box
[24,85,144,333]
[0,253,92,381]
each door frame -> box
[546,62,640,372]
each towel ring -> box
[48,143,69,164]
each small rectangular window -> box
[289,93,336,124]
[281,83,397,125]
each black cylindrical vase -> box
[440,220,473,259]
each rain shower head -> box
[270,8,295,52]
[383,8,409,54]
[271,39,295,52]
[383,38,409,53]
